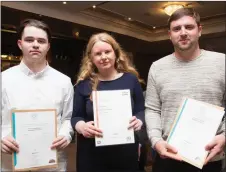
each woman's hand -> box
[80,121,103,138]
[128,116,143,131]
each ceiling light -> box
[1,55,7,58]
[74,31,79,37]
[92,5,96,9]
[164,4,184,16]
[153,26,156,29]
[128,17,132,21]
[63,2,67,5]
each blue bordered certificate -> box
[11,109,58,171]
[167,98,225,169]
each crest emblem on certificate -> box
[49,159,56,163]
[31,113,37,120]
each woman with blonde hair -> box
[71,32,145,171]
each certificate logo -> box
[122,91,129,96]
[194,156,201,162]
[31,113,37,120]
[126,136,131,142]
[49,159,56,163]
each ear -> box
[47,43,50,52]
[168,30,171,40]
[198,25,202,37]
[17,40,22,50]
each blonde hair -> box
[76,32,144,91]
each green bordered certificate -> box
[167,98,225,169]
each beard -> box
[175,40,194,51]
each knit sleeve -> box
[145,63,163,147]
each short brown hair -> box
[167,8,200,29]
[18,19,51,42]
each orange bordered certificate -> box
[92,89,135,147]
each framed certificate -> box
[93,89,135,146]
[11,109,58,171]
[167,98,225,169]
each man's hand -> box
[204,134,225,164]
[155,140,182,161]
[1,136,19,154]
[51,136,70,150]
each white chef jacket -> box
[1,61,74,171]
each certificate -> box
[11,109,58,171]
[92,89,135,146]
[167,98,225,169]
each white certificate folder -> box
[167,98,225,169]
[93,89,135,146]
[11,109,58,171]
